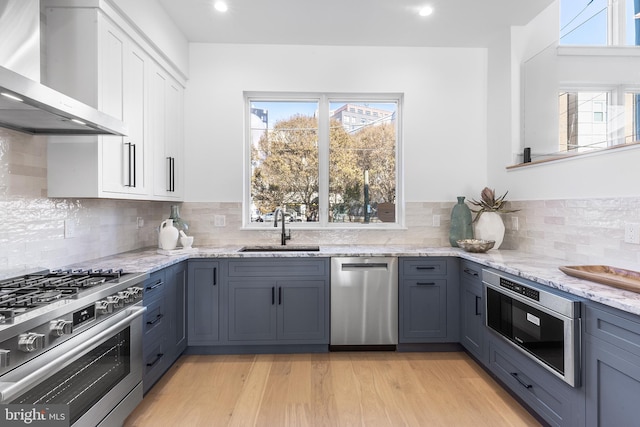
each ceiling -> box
[157,0,554,48]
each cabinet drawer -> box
[488,335,580,427]
[143,271,166,302]
[401,258,447,276]
[585,303,640,356]
[460,260,482,282]
[228,258,328,277]
[143,296,167,341]
[143,340,167,393]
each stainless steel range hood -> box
[0,65,128,136]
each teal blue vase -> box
[449,196,473,247]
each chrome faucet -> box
[274,208,291,246]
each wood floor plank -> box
[124,352,542,427]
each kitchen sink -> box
[238,245,321,252]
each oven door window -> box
[11,327,131,425]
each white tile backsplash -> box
[1,127,639,272]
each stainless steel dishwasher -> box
[330,257,398,347]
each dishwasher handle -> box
[341,263,388,271]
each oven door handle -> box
[0,306,146,403]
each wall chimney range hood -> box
[0,65,128,136]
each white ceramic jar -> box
[159,219,179,250]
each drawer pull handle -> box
[416,266,436,270]
[146,353,164,367]
[417,282,436,286]
[510,372,533,389]
[147,281,164,291]
[463,268,479,277]
[147,314,163,325]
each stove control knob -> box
[50,320,73,336]
[18,333,45,353]
[118,290,133,304]
[95,300,113,315]
[0,350,9,368]
[107,295,124,309]
[127,287,143,299]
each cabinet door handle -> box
[166,157,172,191]
[475,296,481,315]
[416,266,436,270]
[463,268,479,277]
[125,142,133,187]
[417,282,436,286]
[146,313,163,325]
[146,353,164,367]
[278,287,282,305]
[510,372,533,389]
[171,157,176,192]
[272,286,275,305]
[132,143,137,187]
[213,267,217,286]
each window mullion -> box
[317,95,330,226]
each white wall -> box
[184,43,488,203]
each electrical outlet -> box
[432,214,441,227]
[137,217,144,229]
[511,217,519,231]
[214,215,226,227]
[64,219,77,239]
[624,222,640,244]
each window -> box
[560,0,639,46]
[558,89,639,153]
[245,93,401,227]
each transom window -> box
[245,93,402,228]
[561,0,639,46]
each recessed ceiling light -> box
[214,1,228,12]
[419,6,434,17]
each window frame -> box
[243,91,404,230]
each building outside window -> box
[246,94,401,227]
[555,1,640,155]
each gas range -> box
[0,268,148,376]
[0,268,149,426]
[0,269,127,323]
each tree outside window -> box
[247,96,400,226]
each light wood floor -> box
[124,352,541,427]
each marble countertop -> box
[62,245,640,317]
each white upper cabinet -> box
[151,65,184,200]
[44,2,184,201]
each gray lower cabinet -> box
[167,262,187,360]
[584,302,640,427]
[399,257,459,343]
[226,258,330,346]
[486,330,585,427]
[142,262,188,393]
[142,269,168,393]
[459,260,485,363]
[187,260,220,345]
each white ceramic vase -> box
[474,211,505,249]
[159,219,179,250]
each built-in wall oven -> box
[0,270,147,426]
[483,269,582,387]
